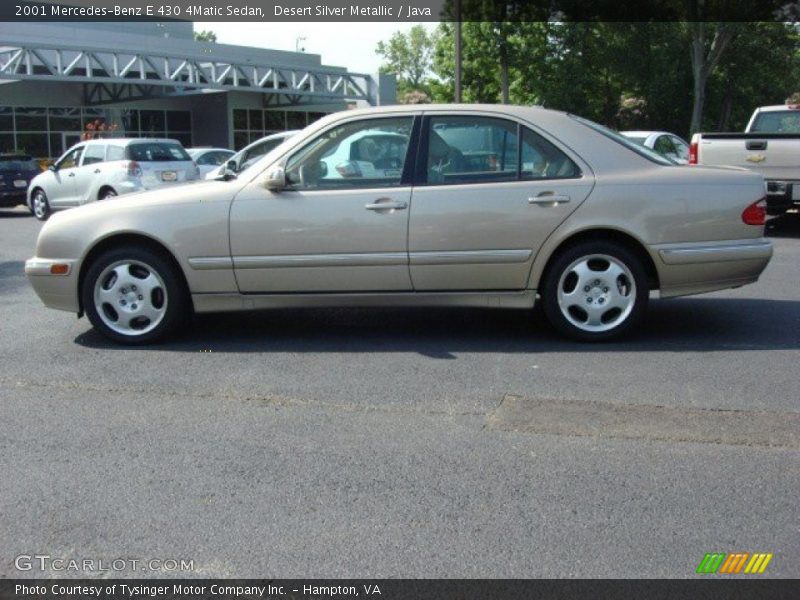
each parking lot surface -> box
[1,205,798,578]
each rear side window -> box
[424,116,580,184]
[82,144,106,165]
[126,142,190,162]
[521,127,581,179]
[749,110,800,133]
[106,145,125,161]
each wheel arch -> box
[28,185,45,209]
[78,232,192,315]
[532,227,660,292]
[97,185,116,200]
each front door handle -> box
[365,199,408,211]
[529,193,570,205]
[94,169,101,174]
[68,172,76,177]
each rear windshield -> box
[749,110,800,133]
[126,142,191,162]
[0,155,38,170]
[571,116,675,165]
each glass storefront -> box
[0,107,192,159]
[232,109,327,150]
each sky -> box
[199,22,437,75]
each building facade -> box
[0,22,395,159]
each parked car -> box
[186,148,236,177]
[26,104,772,345]
[0,154,41,209]
[690,104,800,215]
[206,131,299,179]
[621,131,690,164]
[27,138,200,221]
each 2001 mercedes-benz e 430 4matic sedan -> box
[26,105,773,344]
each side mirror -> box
[222,159,238,179]
[265,166,286,191]
[48,164,57,172]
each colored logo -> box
[746,154,766,163]
[696,552,773,574]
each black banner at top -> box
[1,0,799,22]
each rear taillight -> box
[688,141,698,165]
[742,198,767,225]
[125,160,142,178]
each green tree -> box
[194,30,217,43]
[376,25,437,96]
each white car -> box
[28,138,200,221]
[205,131,299,180]
[186,147,235,177]
[621,131,690,164]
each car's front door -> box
[408,113,594,291]
[47,144,85,208]
[229,114,417,293]
[73,143,106,203]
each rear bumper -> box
[652,239,773,298]
[765,180,800,215]
[25,257,81,313]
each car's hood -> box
[49,179,237,223]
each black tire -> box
[81,246,188,345]
[99,187,117,200]
[31,188,50,221]
[541,240,648,342]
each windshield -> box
[571,116,676,165]
[749,110,800,133]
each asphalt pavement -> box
[0,205,797,578]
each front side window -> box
[82,144,106,166]
[285,117,412,189]
[57,146,84,169]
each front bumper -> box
[0,189,27,207]
[652,239,773,298]
[25,257,81,313]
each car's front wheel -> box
[541,241,648,341]
[82,246,188,344]
[31,189,50,221]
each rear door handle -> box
[529,193,570,205]
[94,169,101,174]
[365,199,408,211]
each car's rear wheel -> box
[31,189,50,221]
[82,246,187,344]
[541,241,648,341]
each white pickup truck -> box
[690,105,800,216]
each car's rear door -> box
[229,114,418,293]
[408,112,594,291]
